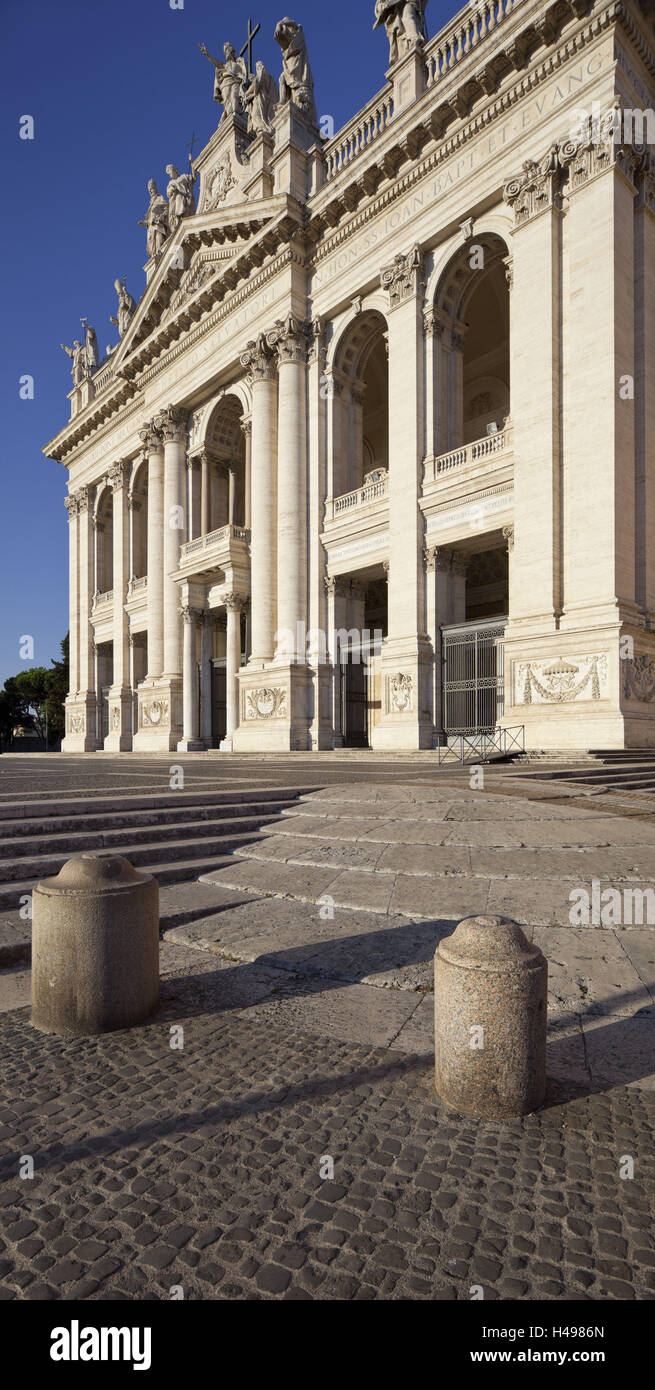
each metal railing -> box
[437,725,525,765]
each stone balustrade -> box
[424,424,513,483]
[322,0,524,183]
[127,576,147,597]
[425,0,522,88]
[325,472,390,523]
[91,589,114,613]
[179,524,250,564]
[324,91,395,181]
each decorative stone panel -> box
[389,672,414,714]
[246,687,288,720]
[513,656,609,706]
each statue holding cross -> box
[199,40,247,119]
[199,17,269,129]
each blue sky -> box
[0,0,453,687]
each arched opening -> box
[432,234,510,455]
[331,310,389,500]
[203,393,247,532]
[130,460,148,579]
[95,488,113,593]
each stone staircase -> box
[0,785,314,912]
[517,751,655,794]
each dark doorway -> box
[212,662,227,746]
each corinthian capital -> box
[64,494,80,518]
[107,460,128,493]
[156,404,188,444]
[240,333,278,382]
[139,419,163,453]
[267,315,313,365]
[503,145,561,226]
[380,245,424,308]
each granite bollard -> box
[31,854,159,1036]
[434,915,547,1118]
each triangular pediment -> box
[97,194,296,382]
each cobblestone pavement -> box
[0,955,654,1302]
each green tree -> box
[45,633,69,744]
[0,634,70,751]
[0,679,25,749]
[13,668,51,749]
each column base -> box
[103,686,134,752]
[177,738,205,752]
[232,663,312,752]
[309,664,335,750]
[133,677,183,752]
[62,694,100,753]
[370,638,434,751]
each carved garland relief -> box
[514,656,608,706]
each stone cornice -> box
[308,0,626,260]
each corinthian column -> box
[105,460,132,749]
[372,244,432,750]
[65,495,80,694]
[240,334,278,663]
[242,419,252,529]
[268,316,311,658]
[178,604,202,750]
[221,595,243,750]
[158,405,187,678]
[141,422,165,679]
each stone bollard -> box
[31,855,159,1036]
[434,915,547,1119]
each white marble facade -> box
[46,1,655,753]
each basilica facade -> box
[46,0,655,753]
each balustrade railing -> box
[327,472,389,522]
[424,425,513,482]
[322,0,524,183]
[91,589,113,611]
[425,0,522,88]
[180,524,250,562]
[127,576,147,597]
[324,92,395,180]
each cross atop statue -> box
[239,17,261,78]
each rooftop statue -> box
[274,17,317,126]
[139,179,169,260]
[60,322,98,384]
[244,60,279,136]
[373,0,429,66]
[110,279,136,339]
[165,164,198,233]
[81,321,99,371]
[199,41,247,121]
[60,339,88,386]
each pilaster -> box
[105,460,133,750]
[372,245,432,749]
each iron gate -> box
[442,619,507,734]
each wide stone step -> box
[0,785,315,824]
[0,828,264,891]
[0,803,294,849]
[0,852,241,914]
